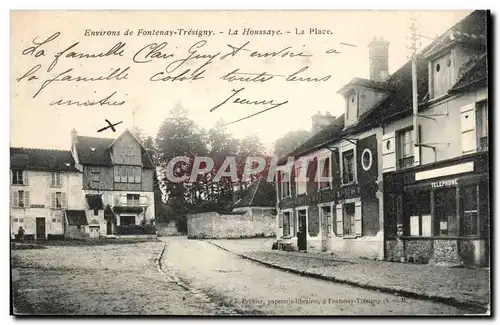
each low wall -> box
[187,207,275,239]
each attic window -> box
[436,64,441,72]
[90,147,96,152]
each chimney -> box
[71,128,78,146]
[368,36,389,81]
[312,112,337,135]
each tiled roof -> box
[66,210,88,226]
[75,131,155,168]
[75,136,114,166]
[337,77,395,94]
[233,177,276,208]
[10,147,79,172]
[450,54,487,93]
[86,194,103,210]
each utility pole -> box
[408,15,420,165]
[408,14,421,166]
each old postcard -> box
[10,10,490,316]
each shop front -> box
[384,152,490,267]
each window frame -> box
[476,99,488,151]
[280,171,291,199]
[397,127,415,170]
[318,155,332,190]
[115,165,142,184]
[126,193,140,206]
[12,169,24,185]
[51,172,62,187]
[18,190,25,208]
[295,165,307,196]
[342,202,356,236]
[341,149,356,185]
[318,202,333,237]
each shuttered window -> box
[13,190,30,208]
[52,192,67,209]
[12,170,27,185]
[51,172,62,187]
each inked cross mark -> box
[97,119,123,133]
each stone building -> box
[10,147,84,240]
[70,129,156,235]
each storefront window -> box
[435,188,457,236]
[404,191,431,236]
[343,203,355,235]
[461,185,479,236]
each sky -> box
[10,10,472,153]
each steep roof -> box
[74,130,155,168]
[337,77,395,94]
[10,147,79,172]
[233,177,276,208]
[450,53,488,93]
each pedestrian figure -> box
[17,226,25,242]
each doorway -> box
[36,218,46,240]
[297,209,307,251]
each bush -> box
[116,225,156,235]
[48,234,65,241]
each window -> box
[90,168,100,183]
[342,150,355,184]
[405,191,431,237]
[115,166,142,183]
[12,170,25,185]
[343,203,356,235]
[431,52,452,98]
[280,171,291,198]
[461,185,479,236]
[12,190,29,208]
[51,172,61,187]
[127,194,140,206]
[319,157,332,190]
[77,225,81,230]
[435,188,457,236]
[398,128,414,169]
[94,209,99,216]
[477,100,488,151]
[51,192,66,209]
[296,166,307,195]
[321,206,332,235]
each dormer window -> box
[430,52,452,99]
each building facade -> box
[70,129,156,235]
[10,148,84,240]
[274,11,489,265]
[382,12,489,266]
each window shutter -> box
[51,193,56,208]
[354,201,362,236]
[61,193,67,208]
[51,173,55,186]
[60,173,64,187]
[460,103,477,154]
[13,191,19,207]
[336,204,343,236]
[382,132,396,172]
[278,213,283,228]
[120,194,127,205]
[23,171,28,185]
[25,191,30,207]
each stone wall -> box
[187,208,275,239]
[156,221,185,236]
[432,240,461,265]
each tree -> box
[273,130,311,159]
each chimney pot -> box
[368,36,389,82]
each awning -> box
[86,194,103,209]
[65,210,88,226]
